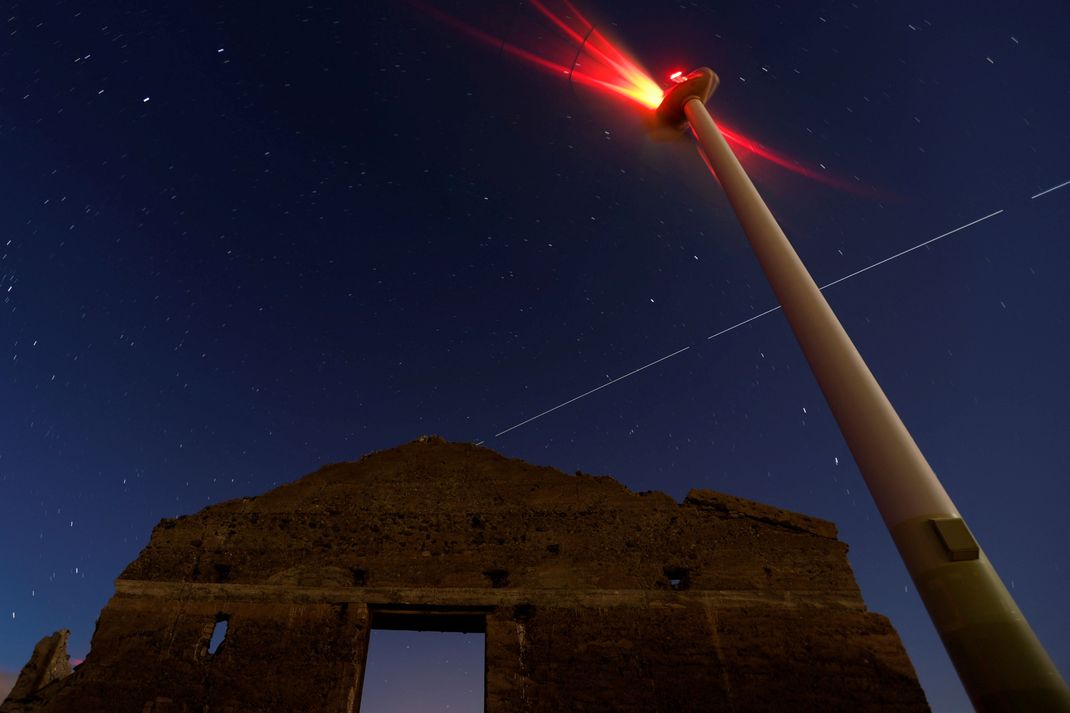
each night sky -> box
[2,1,1069,710]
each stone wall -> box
[2,437,929,712]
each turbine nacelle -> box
[655,67,719,131]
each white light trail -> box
[478,205,1019,442]
[488,345,692,440]
[1031,178,1070,200]
[817,209,1004,291]
[706,305,782,340]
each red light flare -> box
[526,0,664,109]
[716,123,877,196]
[412,2,880,196]
[410,0,663,110]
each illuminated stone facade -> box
[2,437,928,712]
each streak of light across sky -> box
[478,176,1070,443]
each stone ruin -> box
[2,437,929,711]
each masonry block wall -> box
[2,437,929,712]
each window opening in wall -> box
[482,568,509,588]
[664,566,690,590]
[360,608,485,713]
[207,615,229,655]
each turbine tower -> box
[656,67,1070,713]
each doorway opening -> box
[359,607,486,713]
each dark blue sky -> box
[2,1,1068,710]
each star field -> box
[2,2,1069,710]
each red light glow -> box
[413,1,875,195]
[717,123,873,194]
[411,0,664,110]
